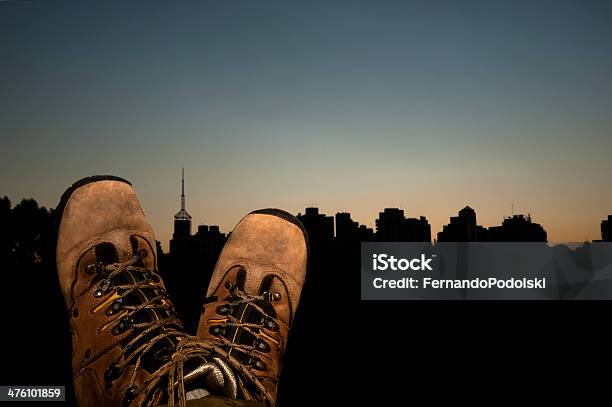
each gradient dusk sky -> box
[2,0,611,249]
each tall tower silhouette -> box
[173,167,192,239]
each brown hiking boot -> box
[196,209,309,406]
[54,176,238,407]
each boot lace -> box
[203,279,283,405]
[89,252,218,406]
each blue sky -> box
[2,0,611,247]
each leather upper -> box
[205,212,307,320]
[197,211,308,403]
[57,180,156,304]
[56,180,161,406]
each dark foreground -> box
[0,198,606,405]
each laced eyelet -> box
[216,305,231,316]
[251,358,267,371]
[264,318,279,331]
[86,262,105,275]
[262,291,281,302]
[123,386,137,406]
[105,298,124,316]
[209,325,224,336]
[255,339,271,353]
[111,317,131,335]
[94,279,112,297]
[104,361,122,382]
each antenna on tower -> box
[181,167,185,211]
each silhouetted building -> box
[168,169,228,257]
[335,212,357,240]
[173,168,192,240]
[163,170,228,332]
[375,208,404,241]
[375,208,431,242]
[404,216,432,242]
[156,241,164,256]
[602,215,611,242]
[438,206,488,242]
[488,214,547,242]
[297,207,334,243]
[335,212,374,241]
[194,225,227,257]
[357,225,375,241]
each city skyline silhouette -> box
[157,169,608,249]
[5,181,611,252]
